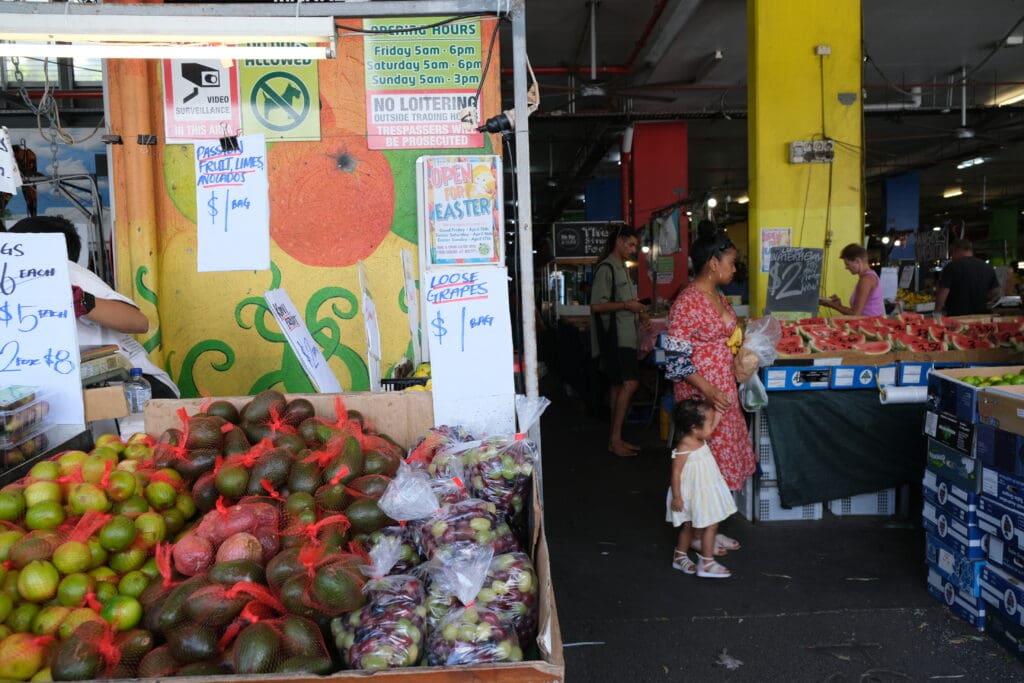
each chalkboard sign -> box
[915,230,947,264]
[766,246,824,313]
[0,234,84,425]
[552,221,623,259]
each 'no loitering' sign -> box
[162,60,241,143]
[364,16,485,150]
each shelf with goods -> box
[0,391,563,682]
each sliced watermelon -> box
[948,334,996,351]
[797,324,833,341]
[776,338,809,355]
[927,327,946,342]
[851,340,892,355]
[898,312,926,324]
[798,317,828,326]
[993,322,1024,348]
[808,337,847,353]
[832,332,867,345]
[938,317,966,333]
[906,324,933,339]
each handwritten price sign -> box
[424,267,514,434]
[0,234,84,425]
[194,134,270,272]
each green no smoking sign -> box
[249,72,310,132]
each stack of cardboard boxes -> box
[927,365,1024,657]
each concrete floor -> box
[538,384,1024,681]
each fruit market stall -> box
[0,390,563,682]
[751,313,1024,514]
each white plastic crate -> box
[754,410,777,481]
[734,477,754,522]
[756,483,823,521]
[829,488,898,516]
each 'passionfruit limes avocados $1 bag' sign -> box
[363,16,485,150]
[0,233,84,425]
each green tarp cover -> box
[764,390,926,508]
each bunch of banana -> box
[897,288,933,305]
[727,326,743,355]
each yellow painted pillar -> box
[747,0,863,316]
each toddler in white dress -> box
[666,398,737,578]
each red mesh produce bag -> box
[49,620,155,681]
[330,536,427,670]
[174,498,280,576]
[226,614,333,675]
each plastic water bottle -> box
[124,368,152,414]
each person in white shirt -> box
[7,216,180,398]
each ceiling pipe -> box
[500,0,675,77]
[863,85,922,111]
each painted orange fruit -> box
[269,133,395,267]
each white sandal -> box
[697,554,731,579]
[672,549,697,574]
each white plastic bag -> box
[736,316,780,411]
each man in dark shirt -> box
[934,239,1001,316]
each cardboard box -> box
[144,393,565,682]
[979,384,1024,438]
[922,469,979,527]
[898,361,964,387]
[926,439,982,493]
[928,365,1024,424]
[927,566,985,630]
[985,536,1024,580]
[984,608,1024,663]
[926,532,985,597]
[828,365,884,390]
[762,366,831,391]
[980,493,1024,545]
[981,564,1024,627]
[923,411,975,457]
[982,467,1024,514]
[923,498,985,559]
[974,423,1024,477]
[83,386,129,422]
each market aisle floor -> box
[538,380,1023,681]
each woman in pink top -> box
[819,243,885,317]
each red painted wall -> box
[623,121,689,303]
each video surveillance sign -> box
[163,59,242,143]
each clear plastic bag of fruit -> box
[330,536,427,670]
[480,551,539,648]
[417,497,519,560]
[462,395,549,521]
[424,543,523,666]
[407,425,476,468]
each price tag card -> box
[766,246,823,313]
[0,234,84,425]
[264,288,342,393]
[194,134,270,272]
[424,266,515,434]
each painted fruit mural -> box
[108,19,499,398]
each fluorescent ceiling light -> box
[735,194,749,204]
[932,226,942,231]
[942,187,963,199]
[956,157,985,169]
[997,90,1024,107]
[0,14,335,45]
[0,41,331,61]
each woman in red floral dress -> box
[667,230,756,496]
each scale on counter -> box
[79,345,133,387]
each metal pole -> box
[512,0,538,400]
